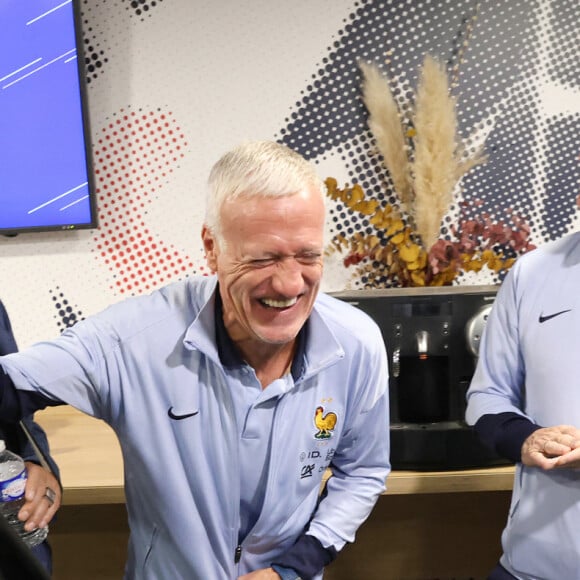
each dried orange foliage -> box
[326,177,535,288]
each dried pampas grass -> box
[413,55,461,250]
[359,54,486,251]
[359,60,413,212]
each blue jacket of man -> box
[466,232,580,579]
[0,276,390,579]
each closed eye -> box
[247,253,321,268]
[296,253,322,265]
[249,258,276,268]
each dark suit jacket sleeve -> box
[0,300,61,480]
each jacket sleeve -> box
[465,263,543,465]
[0,300,61,482]
[473,412,540,463]
[0,300,18,355]
[465,265,529,424]
[272,535,336,579]
[304,322,390,561]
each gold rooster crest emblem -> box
[314,406,337,439]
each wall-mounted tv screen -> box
[0,0,96,236]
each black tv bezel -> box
[0,0,97,238]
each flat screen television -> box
[0,0,96,236]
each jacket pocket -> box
[255,485,320,548]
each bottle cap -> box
[0,440,5,452]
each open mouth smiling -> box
[259,296,298,309]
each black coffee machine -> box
[332,285,510,470]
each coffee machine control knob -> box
[465,304,493,357]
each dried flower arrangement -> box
[326,54,535,287]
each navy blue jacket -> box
[0,301,59,480]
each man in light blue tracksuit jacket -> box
[466,231,580,580]
[0,141,390,579]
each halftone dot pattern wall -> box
[80,1,112,84]
[126,0,164,20]
[50,288,85,331]
[3,0,579,347]
[91,107,203,295]
[541,116,580,240]
[278,0,580,287]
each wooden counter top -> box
[35,406,126,505]
[35,406,515,506]
[384,464,514,494]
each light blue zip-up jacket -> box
[466,233,580,579]
[1,276,390,579]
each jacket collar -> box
[183,279,344,378]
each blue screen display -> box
[0,0,96,234]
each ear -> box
[201,225,218,273]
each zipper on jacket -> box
[213,363,243,572]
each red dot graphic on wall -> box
[91,108,204,295]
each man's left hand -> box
[521,425,580,469]
[18,462,61,532]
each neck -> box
[239,340,296,389]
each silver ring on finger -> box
[44,487,56,506]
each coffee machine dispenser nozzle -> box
[416,330,429,360]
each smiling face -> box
[202,186,325,356]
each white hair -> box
[204,141,324,240]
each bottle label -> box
[0,471,26,502]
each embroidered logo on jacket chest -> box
[296,401,339,481]
[313,404,338,439]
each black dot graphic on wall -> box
[79,0,110,86]
[83,40,108,84]
[49,289,84,332]
[126,0,163,19]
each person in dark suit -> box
[0,300,61,574]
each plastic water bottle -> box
[0,439,48,547]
